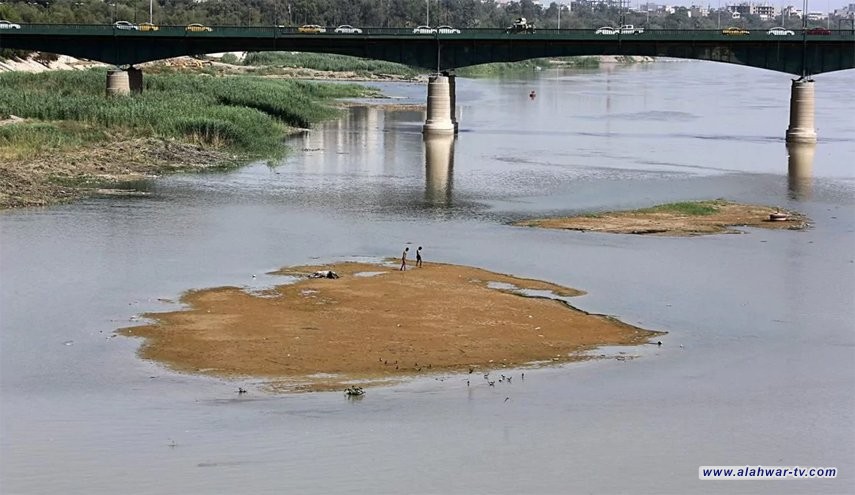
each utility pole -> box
[801,0,808,78]
[427,0,430,26]
[558,3,561,29]
[149,0,153,23]
[718,0,721,29]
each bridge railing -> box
[4,24,854,39]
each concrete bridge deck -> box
[1,25,854,74]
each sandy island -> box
[121,261,662,392]
[515,200,809,236]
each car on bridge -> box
[186,23,213,32]
[437,25,461,34]
[806,27,831,35]
[113,21,139,31]
[721,26,750,35]
[595,25,643,34]
[413,25,436,34]
[298,24,326,33]
[0,20,22,29]
[334,25,362,34]
[767,27,795,36]
[139,22,159,32]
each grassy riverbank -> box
[241,52,420,79]
[456,56,651,77]
[0,70,380,208]
[232,52,648,79]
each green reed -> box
[242,52,419,78]
[0,70,377,157]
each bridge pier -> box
[424,133,455,205]
[441,71,458,134]
[787,143,815,200]
[785,78,817,144]
[423,74,455,135]
[105,69,130,96]
[128,67,143,94]
[105,67,143,96]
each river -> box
[1,60,853,494]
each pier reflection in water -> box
[424,133,455,206]
[787,143,815,200]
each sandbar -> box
[515,200,809,236]
[121,262,662,392]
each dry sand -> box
[515,200,809,236]
[120,262,662,392]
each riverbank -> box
[120,261,662,392]
[0,70,380,209]
[0,136,236,208]
[515,200,809,236]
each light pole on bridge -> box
[717,0,721,29]
[801,0,809,78]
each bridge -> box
[3,24,853,143]
[2,24,854,74]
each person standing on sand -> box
[400,247,409,271]
[416,246,423,268]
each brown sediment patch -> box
[515,200,809,236]
[0,137,236,209]
[120,262,662,392]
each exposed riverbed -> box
[123,261,660,391]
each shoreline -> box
[0,54,659,210]
[0,134,244,209]
[0,71,397,210]
[120,261,663,392]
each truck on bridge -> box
[595,24,644,35]
[506,17,535,34]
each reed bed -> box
[242,52,419,78]
[0,70,376,157]
[0,121,106,160]
[456,57,600,77]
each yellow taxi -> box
[186,23,213,32]
[721,26,750,36]
[298,24,326,33]
[139,22,159,32]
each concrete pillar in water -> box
[785,78,817,144]
[105,69,130,96]
[423,75,455,135]
[787,143,815,200]
[424,133,455,205]
[442,71,458,133]
[127,67,143,94]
